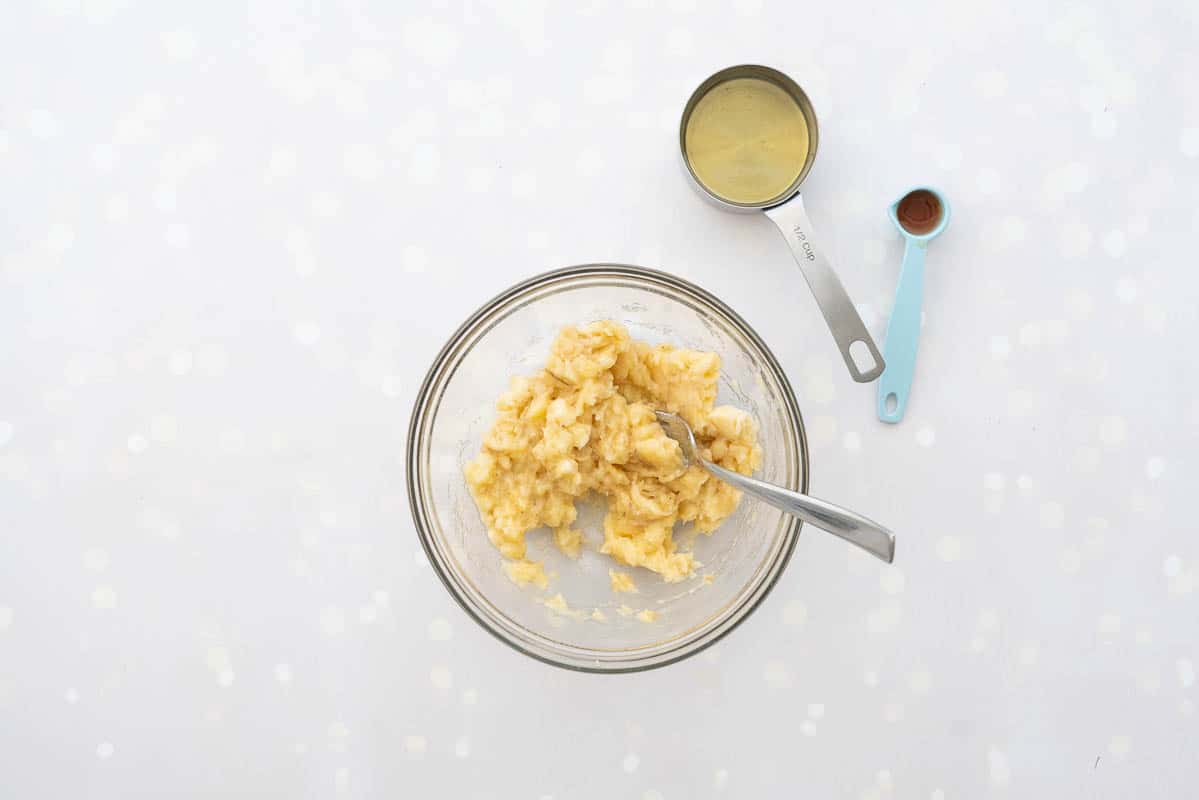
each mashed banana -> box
[464,321,761,583]
[609,570,637,593]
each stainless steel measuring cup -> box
[680,65,884,383]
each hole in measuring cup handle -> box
[844,336,884,383]
[849,340,877,375]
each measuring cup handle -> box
[877,238,926,423]
[765,195,884,383]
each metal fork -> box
[655,410,896,563]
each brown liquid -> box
[897,189,942,235]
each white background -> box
[2,1,1197,798]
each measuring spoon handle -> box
[765,194,884,383]
[703,461,895,563]
[877,238,926,423]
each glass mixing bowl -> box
[407,264,808,672]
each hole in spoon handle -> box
[879,391,902,423]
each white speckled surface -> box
[2,2,1197,797]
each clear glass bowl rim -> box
[406,263,809,673]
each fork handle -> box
[704,462,895,563]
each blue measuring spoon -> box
[877,186,950,423]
